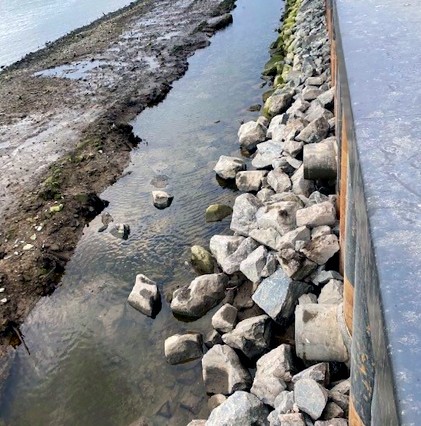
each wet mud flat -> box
[0,0,235,367]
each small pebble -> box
[1,298,8,304]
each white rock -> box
[267,168,292,193]
[152,190,173,209]
[318,279,344,304]
[209,235,244,271]
[274,390,295,414]
[249,227,282,251]
[291,165,315,197]
[236,171,267,192]
[299,234,340,265]
[128,274,160,317]
[294,378,328,420]
[240,245,268,283]
[298,293,318,304]
[214,155,246,180]
[292,363,330,386]
[296,201,336,228]
[220,237,259,275]
[277,226,311,250]
[212,304,238,333]
[164,333,202,364]
[256,201,300,236]
[238,121,267,150]
[230,193,263,236]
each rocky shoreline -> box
[129,0,351,424]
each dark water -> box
[0,0,282,424]
[0,0,136,67]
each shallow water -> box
[0,0,283,424]
[0,0,136,67]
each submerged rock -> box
[206,391,270,426]
[170,273,229,319]
[191,245,215,275]
[205,204,233,222]
[110,223,130,239]
[128,274,161,317]
[152,190,173,209]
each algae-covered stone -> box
[205,204,233,222]
[49,204,63,213]
[191,245,215,274]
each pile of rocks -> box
[130,0,351,423]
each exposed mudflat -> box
[0,0,235,357]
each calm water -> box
[0,0,282,424]
[0,0,135,67]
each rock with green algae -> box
[191,245,215,274]
[205,204,233,222]
[49,204,64,213]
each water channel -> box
[0,0,283,424]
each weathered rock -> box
[286,97,310,118]
[212,304,238,333]
[278,413,306,426]
[230,193,263,236]
[294,379,328,420]
[274,390,295,414]
[204,329,224,349]
[233,281,255,310]
[277,226,311,250]
[257,187,276,203]
[251,344,295,406]
[238,121,267,150]
[311,225,332,239]
[214,155,246,180]
[240,245,268,283]
[171,273,229,319]
[299,234,340,265]
[328,391,350,413]
[277,248,318,280]
[302,86,323,101]
[322,402,345,420]
[202,345,252,395]
[252,268,311,324]
[261,251,278,278]
[330,379,350,395]
[209,235,244,269]
[265,90,294,116]
[296,201,336,228]
[256,201,300,236]
[208,394,227,411]
[318,279,344,304]
[236,171,268,192]
[110,223,130,239]
[292,363,330,386]
[315,420,347,426]
[283,139,304,157]
[152,191,173,209]
[164,333,202,365]
[205,204,233,222]
[222,314,272,359]
[305,101,334,123]
[303,139,337,180]
[295,304,349,362]
[291,165,315,197]
[191,245,215,275]
[267,168,292,193]
[296,117,329,144]
[311,270,343,286]
[317,87,335,110]
[257,116,269,127]
[249,227,282,251]
[207,13,233,30]
[267,114,288,139]
[206,391,270,426]
[128,274,161,317]
[221,237,260,275]
[298,293,318,304]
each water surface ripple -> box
[0,0,282,424]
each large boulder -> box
[128,274,161,317]
[238,121,267,151]
[171,273,229,319]
[164,333,203,365]
[236,171,267,192]
[240,245,268,283]
[294,378,328,420]
[206,391,270,426]
[222,314,272,359]
[202,345,252,395]
[214,155,246,180]
[252,268,311,324]
[296,201,336,228]
[250,344,295,406]
[230,193,263,236]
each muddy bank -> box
[0,0,235,357]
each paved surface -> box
[336,0,421,424]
